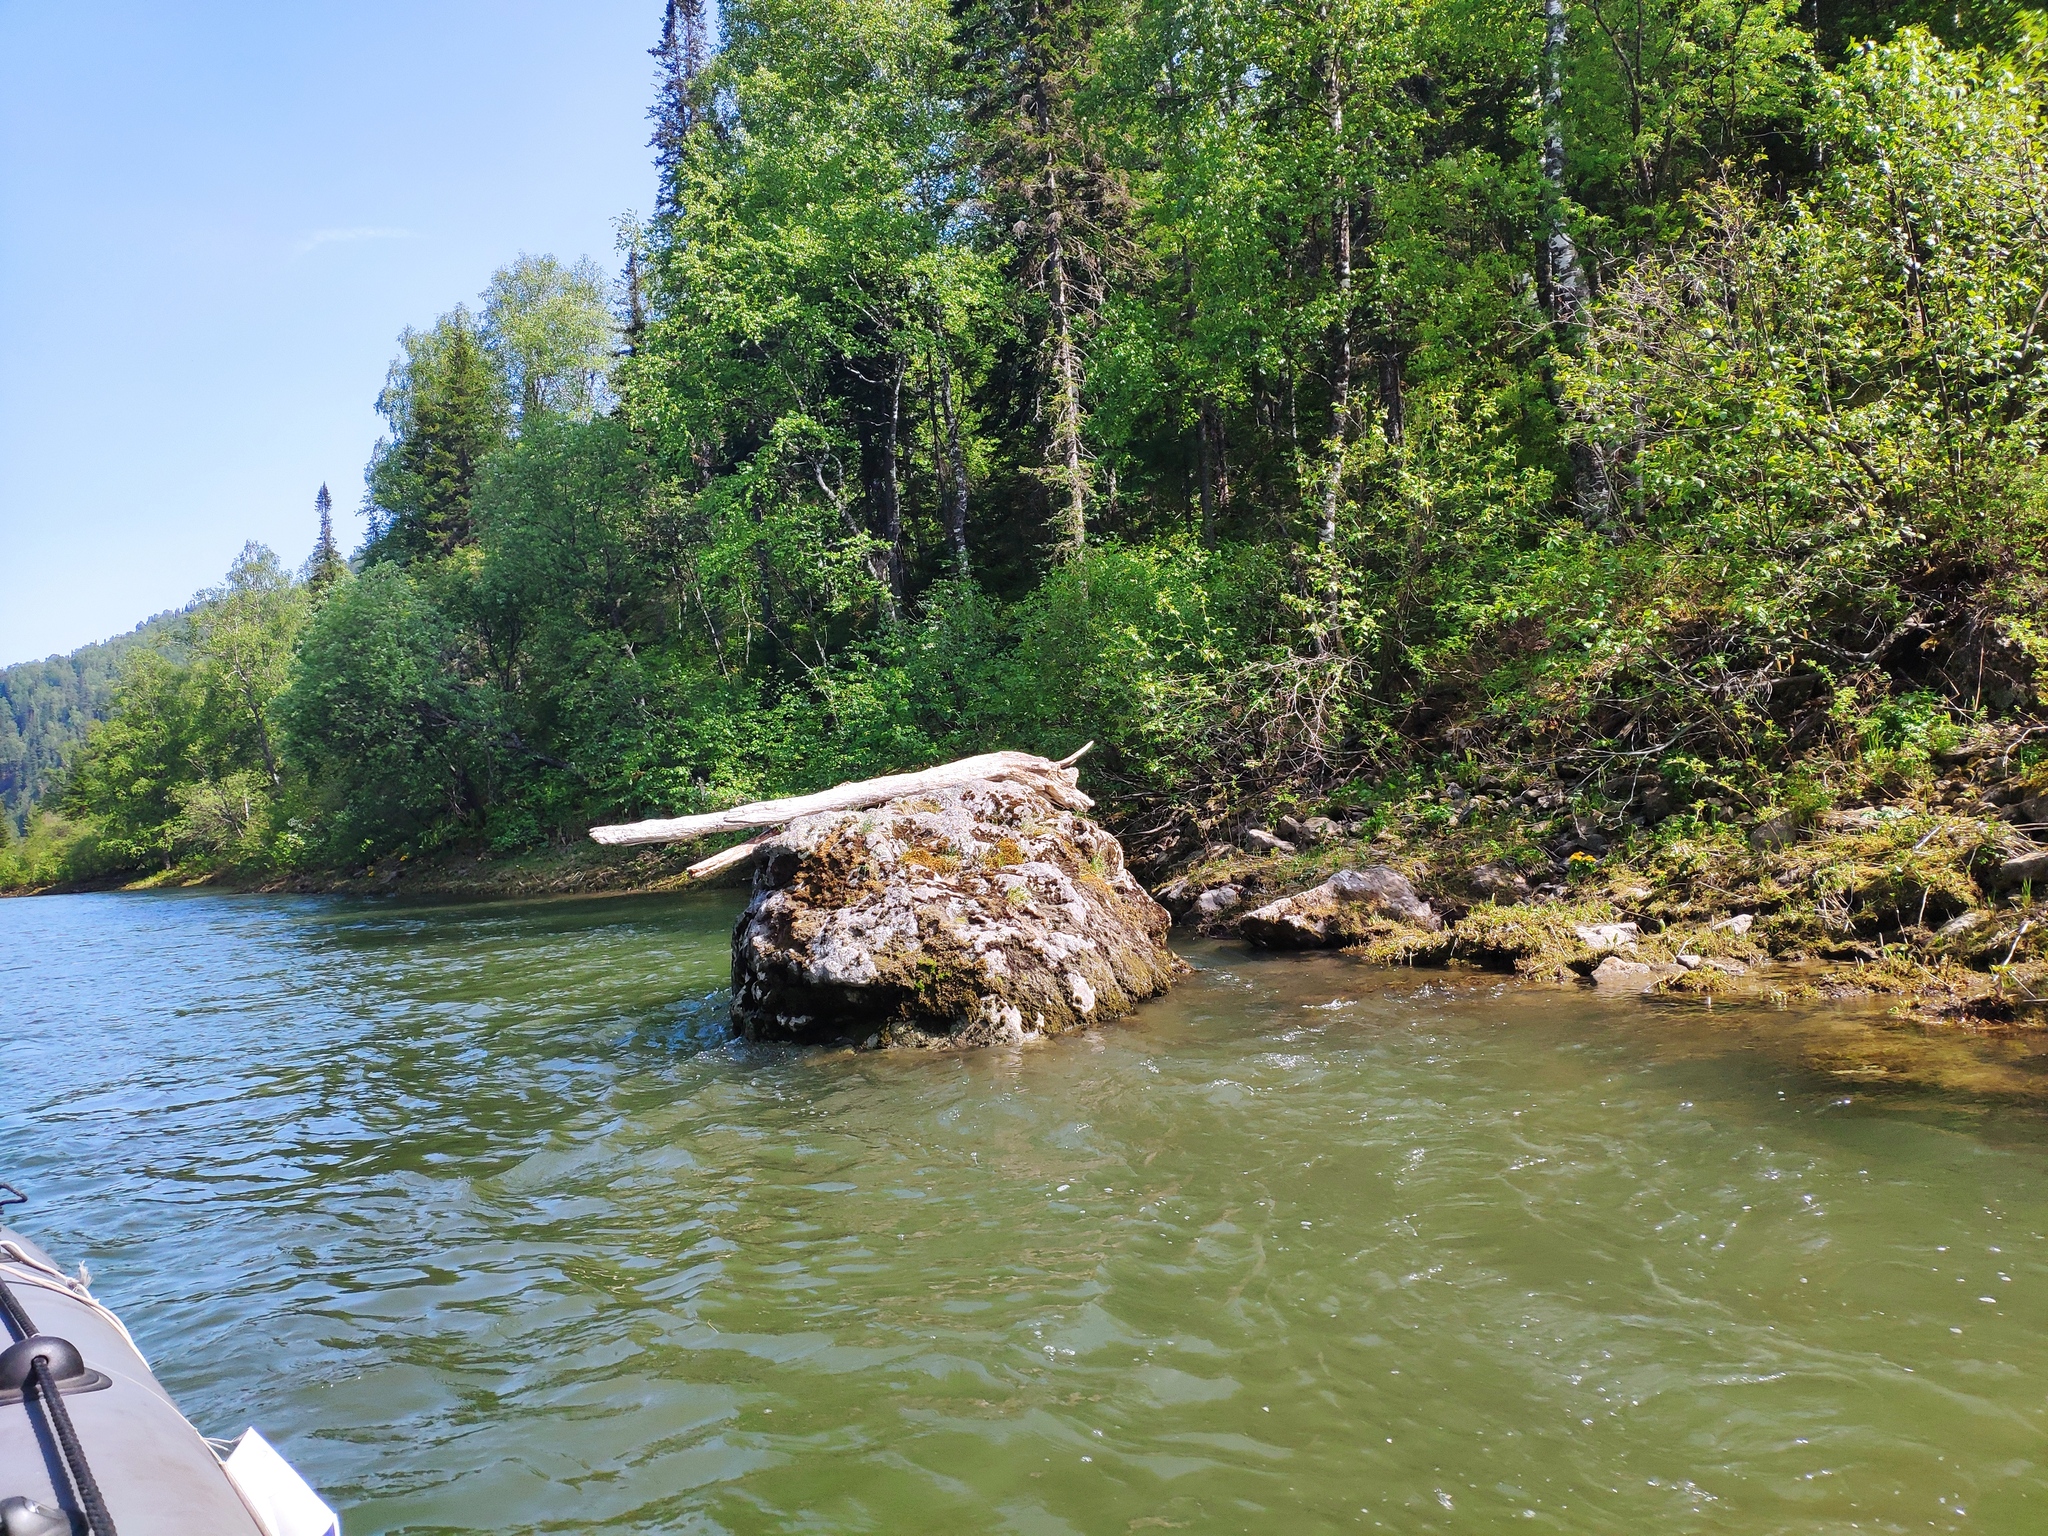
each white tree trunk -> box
[590,745,1095,850]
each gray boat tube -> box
[0,1225,337,1536]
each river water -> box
[4,889,2046,1533]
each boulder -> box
[1239,866,1442,950]
[1192,884,1244,920]
[1590,955,1656,987]
[731,778,1182,1047]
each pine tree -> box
[650,0,712,221]
[308,484,346,592]
[365,308,509,562]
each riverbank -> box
[1157,728,2048,1030]
[14,729,2045,1031]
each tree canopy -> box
[22,0,2046,889]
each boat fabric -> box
[1,1230,267,1535]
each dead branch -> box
[589,743,1096,854]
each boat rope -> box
[0,1270,32,1340]
[0,1271,121,1536]
[27,1348,120,1536]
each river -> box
[3,888,2046,1532]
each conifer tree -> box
[308,484,346,592]
[650,0,713,220]
[959,0,1123,559]
[365,308,508,562]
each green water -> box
[5,889,2047,1533]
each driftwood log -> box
[588,745,1094,878]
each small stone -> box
[1193,884,1243,918]
[1750,812,1799,850]
[1276,814,1308,844]
[1702,957,1750,976]
[1937,911,1983,938]
[1991,849,2048,889]
[1574,922,1641,955]
[1241,828,1297,855]
[1711,913,1755,934]
[1301,816,1342,845]
[1467,863,1530,904]
[1639,784,1674,823]
[1239,866,1441,949]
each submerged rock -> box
[731,778,1182,1047]
[1238,866,1442,950]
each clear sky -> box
[0,1,665,667]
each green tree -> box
[278,564,482,851]
[365,308,509,562]
[189,542,309,788]
[482,253,617,421]
[308,484,347,592]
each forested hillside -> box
[13,0,2046,892]
[0,612,185,827]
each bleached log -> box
[686,832,776,880]
[591,744,1095,850]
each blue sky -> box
[0,1,664,666]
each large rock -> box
[731,778,1181,1047]
[1238,866,1442,949]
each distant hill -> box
[0,611,188,828]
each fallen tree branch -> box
[686,831,778,880]
[590,743,1096,850]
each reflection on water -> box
[4,889,2046,1533]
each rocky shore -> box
[1151,727,2047,1027]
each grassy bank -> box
[1159,724,2047,1027]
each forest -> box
[6,0,2045,891]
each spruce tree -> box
[308,484,346,592]
[650,0,712,221]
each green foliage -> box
[366,308,509,562]
[0,609,186,830]
[27,10,2048,882]
[278,564,481,854]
